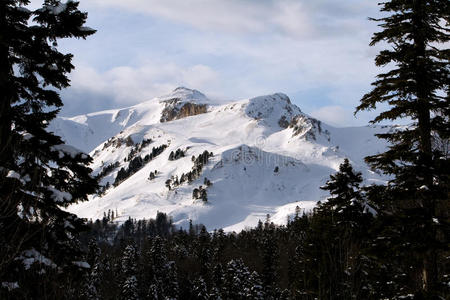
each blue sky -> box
[32,0,387,126]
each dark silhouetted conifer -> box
[82,239,101,300]
[0,0,96,297]
[319,158,365,224]
[356,0,449,297]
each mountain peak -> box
[244,93,302,129]
[159,87,209,122]
[52,89,388,230]
[250,92,291,104]
[173,86,196,92]
[159,87,209,104]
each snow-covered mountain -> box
[49,87,388,231]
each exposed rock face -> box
[244,93,303,130]
[160,99,208,122]
[289,115,330,141]
[278,115,290,128]
[159,87,209,122]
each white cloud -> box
[89,0,270,33]
[272,2,313,38]
[310,105,358,127]
[43,0,384,126]
[86,0,377,38]
[68,60,220,107]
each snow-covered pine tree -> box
[144,236,171,298]
[208,286,221,300]
[211,228,226,264]
[146,284,158,300]
[279,289,290,300]
[192,277,209,300]
[122,276,139,300]
[145,238,179,299]
[211,263,224,296]
[0,0,96,297]
[82,239,101,300]
[121,244,139,300]
[248,271,265,300]
[222,259,252,299]
[356,0,449,297]
[148,236,167,277]
[164,261,179,300]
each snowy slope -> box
[57,88,388,231]
[48,87,209,153]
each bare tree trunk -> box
[412,0,437,294]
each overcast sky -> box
[32,0,387,126]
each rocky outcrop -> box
[278,115,290,128]
[244,93,303,129]
[158,87,209,122]
[289,115,330,141]
[160,99,208,122]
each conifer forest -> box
[0,0,448,299]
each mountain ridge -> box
[49,87,388,230]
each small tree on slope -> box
[356,0,449,297]
[0,0,96,298]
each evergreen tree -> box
[164,261,180,300]
[121,244,139,300]
[192,277,209,300]
[279,289,290,300]
[208,286,221,300]
[248,271,265,300]
[82,239,101,300]
[122,276,139,300]
[212,263,224,296]
[148,236,167,279]
[356,0,449,297]
[222,259,252,299]
[261,234,278,298]
[196,226,212,284]
[145,236,179,299]
[319,158,364,218]
[315,159,372,299]
[0,0,96,297]
[147,283,162,300]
